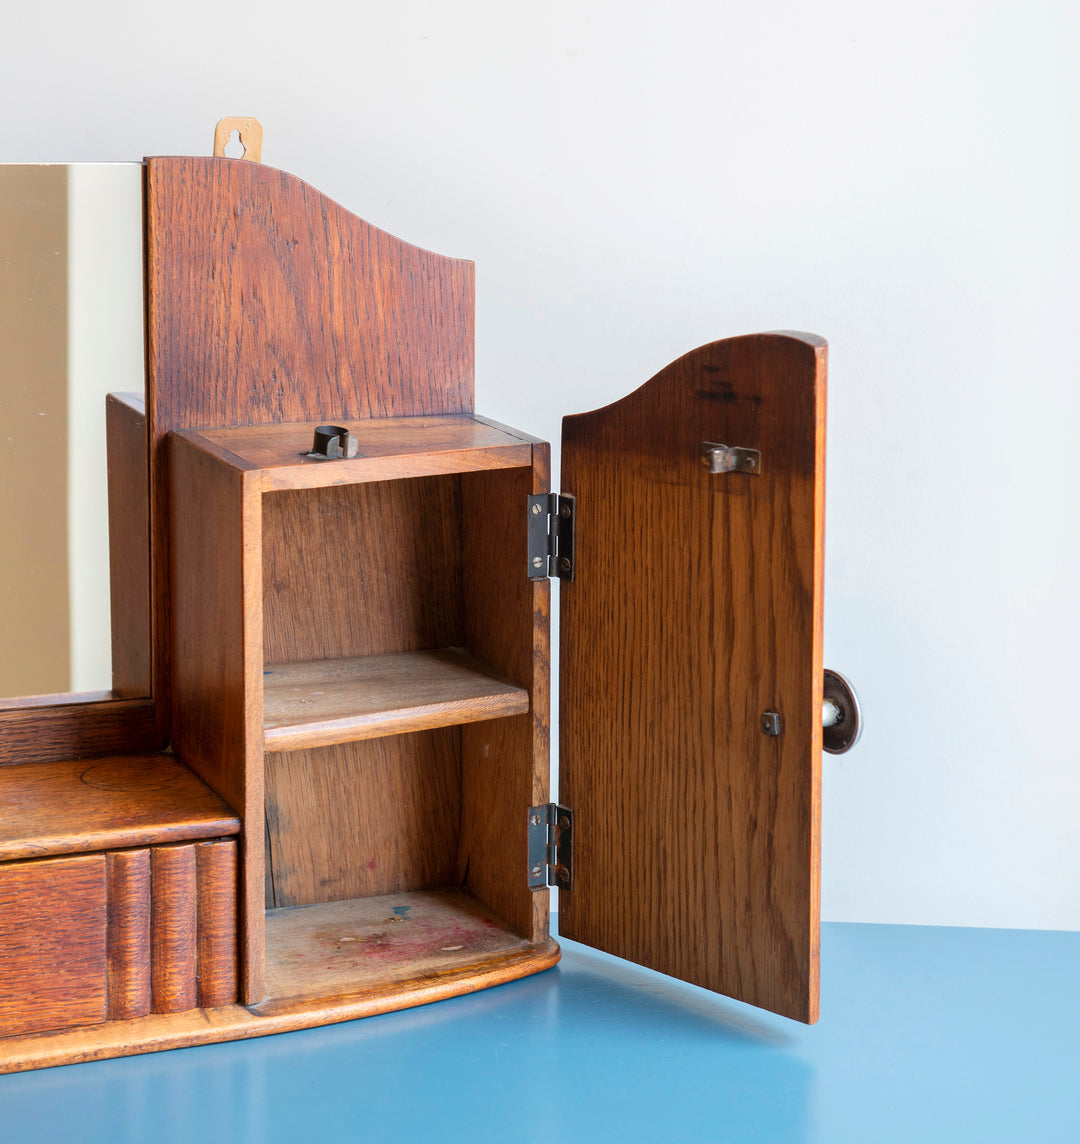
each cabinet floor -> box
[262,888,531,1005]
[0,921,1077,1143]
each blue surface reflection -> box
[1,923,1078,1143]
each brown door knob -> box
[822,669,862,754]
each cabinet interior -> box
[254,462,546,1004]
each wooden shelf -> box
[0,755,240,862]
[262,648,530,752]
[178,415,539,492]
[260,889,534,1010]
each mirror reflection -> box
[0,163,147,705]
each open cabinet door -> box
[558,332,826,1023]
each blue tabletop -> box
[1,921,1077,1143]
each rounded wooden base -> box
[0,937,560,1074]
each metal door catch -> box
[701,443,761,474]
[302,424,359,460]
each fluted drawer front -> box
[0,839,238,1038]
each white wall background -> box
[2,1,1077,930]
[67,164,145,691]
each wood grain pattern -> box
[263,648,529,752]
[459,454,551,943]
[264,731,461,908]
[0,754,239,861]
[145,156,474,432]
[262,889,531,1007]
[146,156,475,729]
[262,476,462,664]
[150,844,198,1013]
[105,392,151,699]
[169,434,264,1003]
[106,849,151,1020]
[185,416,532,491]
[0,936,560,1074]
[0,697,160,767]
[558,332,826,1024]
[196,840,238,1008]
[0,854,107,1037]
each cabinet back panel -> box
[263,477,463,663]
[264,730,461,908]
[146,156,475,732]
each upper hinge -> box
[527,803,574,890]
[527,493,576,581]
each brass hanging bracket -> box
[213,117,263,162]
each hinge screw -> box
[531,502,543,515]
[559,503,571,518]
[530,864,543,879]
[531,556,544,569]
[529,813,542,826]
[558,557,571,574]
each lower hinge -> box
[527,493,576,581]
[527,803,574,891]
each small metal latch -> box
[302,424,359,460]
[528,803,574,890]
[701,442,761,475]
[527,493,576,581]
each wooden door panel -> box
[559,332,825,1023]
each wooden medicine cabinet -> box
[0,144,832,1072]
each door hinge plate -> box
[527,803,574,890]
[527,493,576,581]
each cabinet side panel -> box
[106,848,151,1019]
[265,732,461,908]
[0,854,107,1037]
[262,477,463,663]
[459,454,550,942]
[559,334,825,1023]
[169,436,263,1003]
[105,392,151,699]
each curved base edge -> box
[0,936,561,1074]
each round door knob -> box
[822,669,862,754]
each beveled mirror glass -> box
[0,163,147,705]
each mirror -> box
[0,163,148,706]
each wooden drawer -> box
[0,855,108,1037]
[0,840,238,1039]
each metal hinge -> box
[527,493,576,581]
[527,804,574,890]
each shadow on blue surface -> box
[1,923,1078,1143]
